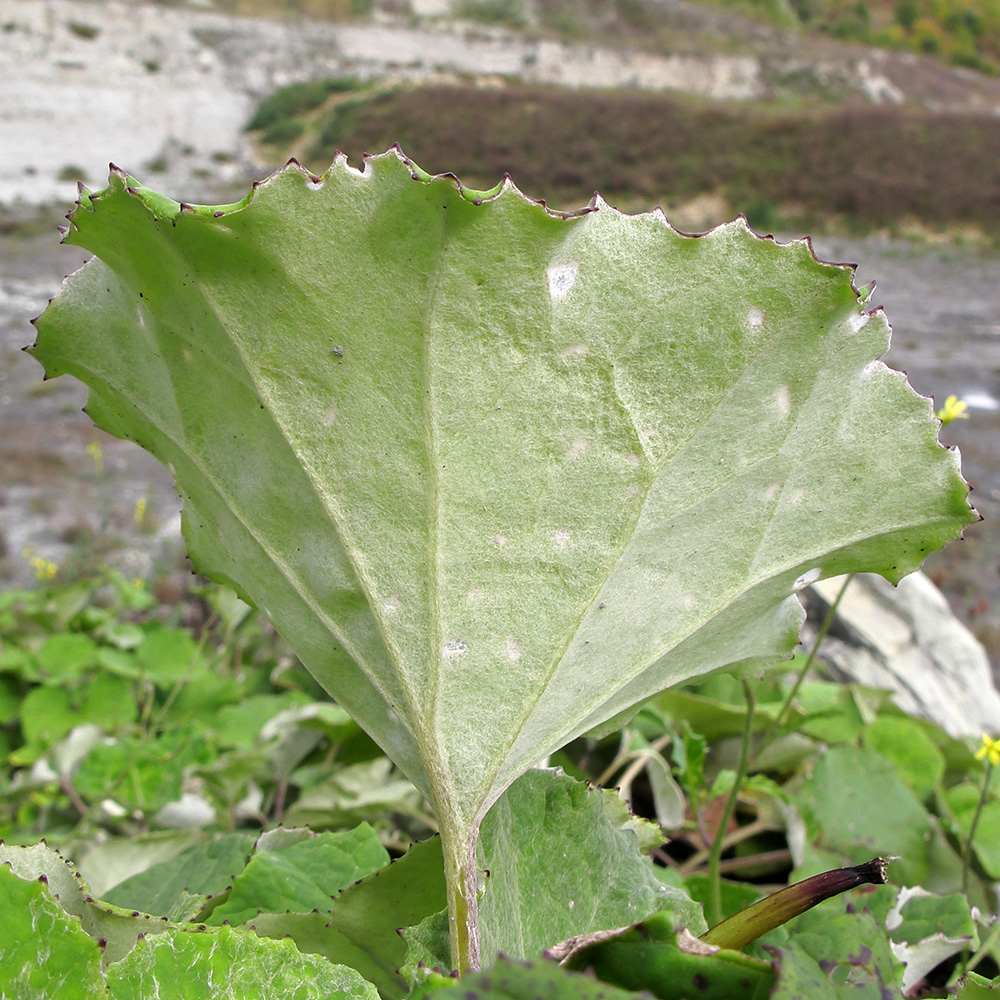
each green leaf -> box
[31,148,975,966]
[0,674,22,724]
[862,716,945,801]
[958,972,1000,997]
[283,758,424,830]
[76,829,206,898]
[565,914,774,1000]
[885,887,977,994]
[74,725,214,814]
[0,865,105,1000]
[105,924,380,1000]
[215,692,312,748]
[791,746,963,890]
[401,910,453,982]
[477,769,703,962]
[415,955,650,1000]
[252,835,448,1000]
[659,690,780,741]
[135,627,201,686]
[0,841,176,964]
[771,907,903,999]
[944,783,1000,878]
[18,685,78,752]
[34,632,100,682]
[12,673,136,765]
[207,823,389,926]
[102,832,258,916]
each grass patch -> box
[209,0,372,19]
[66,21,100,40]
[248,77,362,132]
[261,118,306,146]
[303,82,1000,230]
[453,0,529,28]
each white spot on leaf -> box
[383,595,401,613]
[492,533,508,548]
[563,343,589,356]
[775,385,791,415]
[555,528,572,548]
[626,454,642,467]
[848,313,869,332]
[793,567,822,591]
[566,437,589,459]
[764,482,780,502]
[467,586,485,601]
[547,262,578,299]
[748,306,765,328]
[443,639,467,657]
[505,637,523,661]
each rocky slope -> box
[3,0,1000,205]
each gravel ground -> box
[2,209,998,658]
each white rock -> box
[809,572,1000,739]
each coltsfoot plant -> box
[31,146,975,977]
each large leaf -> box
[31,147,973,964]
[477,768,704,962]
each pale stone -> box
[809,572,1000,738]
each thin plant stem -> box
[962,760,993,897]
[678,817,773,876]
[756,574,853,757]
[953,920,1000,985]
[707,680,755,927]
[439,812,481,975]
[599,734,674,800]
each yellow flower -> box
[29,556,58,581]
[86,438,104,474]
[936,395,969,425]
[975,735,1000,767]
[134,497,147,524]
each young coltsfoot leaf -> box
[100,831,258,917]
[791,746,963,890]
[0,864,105,999]
[411,954,652,1000]
[477,768,703,963]
[0,841,174,964]
[205,823,389,926]
[250,836,446,1000]
[769,907,904,1000]
[104,924,379,1000]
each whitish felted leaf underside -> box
[31,148,974,827]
